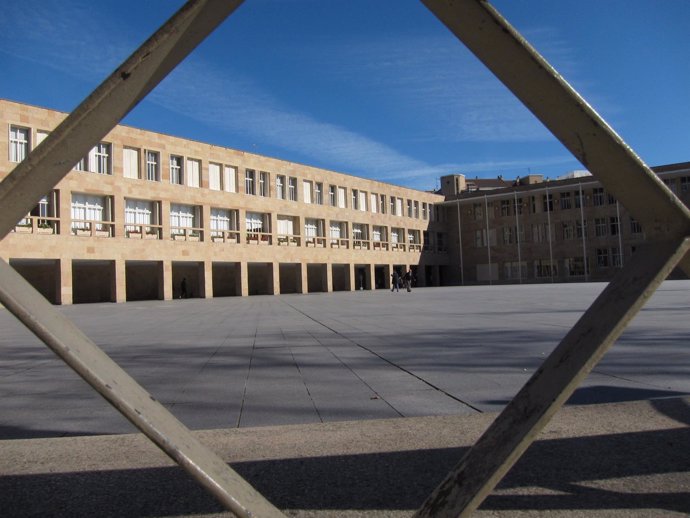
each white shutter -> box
[359,191,366,211]
[337,187,346,208]
[225,166,236,192]
[370,194,377,213]
[395,198,403,215]
[123,148,139,179]
[209,163,221,190]
[187,159,200,187]
[303,181,312,204]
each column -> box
[162,260,173,300]
[271,261,280,295]
[113,259,126,303]
[202,259,213,299]
[300,262,309,294]
[325,262,333,292]
[58,257,73,305]
[239,260,249,296]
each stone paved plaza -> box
[1,281,689,439]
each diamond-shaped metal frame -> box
[1,1,688,517]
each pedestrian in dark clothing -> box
[391,271,399,292]
[403,270,412,292]
[180,277,187,299]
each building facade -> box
[438,164,690,285]
[1,99,449,304]
[2,99,688,304]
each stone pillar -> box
[271,261,280,295]
[58,258,73,305]
[300,262,309,294]
[113,259,126,303]
[239,261,249,297]
[162,260,173,300]
[325,262,333,292]
[202,260,213,299]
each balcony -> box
[171,227,204,242]
[305,236,326,248]
[211,230,240,244]
[330,238,349,249]
[408,243,422,252]
[352,239,370,250]
[247,232,272,245]
[390,242,406,251]
[126,224,162,240]
[72,220,114,238]
[13,216,59,235]
[372,240,390,251]
[277,234,300,247]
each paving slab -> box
[1,282,689,439]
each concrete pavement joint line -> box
[308,330,405,418]
[282,299,483,414]
[289,345,324,423]
[236,317,259,428]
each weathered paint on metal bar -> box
[0,0,245,240]
[414,237,690,517]
[421,0,690,242]
[0,259,285,517]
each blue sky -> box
[1,1,688,190]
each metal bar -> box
[0,259,285,517]
[0,0,244,240]
[421,0,690,241]
[414,237,690,518]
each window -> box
[123,147,140,179]
[592,187,605,206]
[209,163,222,191]
[276,175,286,199]
[407,199,413,217]
[277,215,296,237]
[379,194,386,214]
[560,192,572,210]
[304,218,324,239]
[576,220,587,238]
[422,202,428,220]
[370,193,378,214]
[329,185,336,206]
[170,203,200,234]
[535,259,557,278]
[352,223,367,242]
[315,182,323,205]
[92,143,111,174]
[500,200,510,217]
[210,208,233,235]
[288,177,297,201]
[372,225,383,242]
[337,186,346,208]
[502,226,514,245]
[575,190,584,208]
[391,228,401,244]
[145,150,160,181]
[542,193,553,212]
[303,180,313,204]
[71,193,111,232]
[359,190,367,212]
[630,217,643,235]
[246,211,269,233]
[351,189,359,210]
[125,198,157,232]
[395,197,403,216]
[594,217,607,237]
[330,221,347,241]
[187,159,200,187]
[224,166,237,193]
[514,198,524,215]
[390,196,396,215]
[170,155,183,185]
[245,169,256,195]
[473,203,483,221]
[531,223,549,243]
[565,257,587,277]
[562,221,574,241]
[610,216,620,236]
[611,247,622,268]
[596,248,610,268]
[414,201,420,218]
[9,125,29,162]
[259,171,269,197]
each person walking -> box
[391,270,399,292]
[403,270,412,292]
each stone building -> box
[1,99,448,304]
[2,98,687,304]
